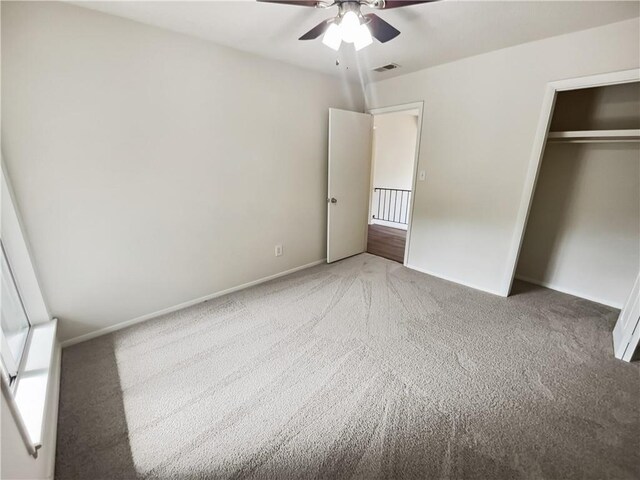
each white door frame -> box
[500,68,640,297]
[367,101,424,266]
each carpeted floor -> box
[56,253,639,480]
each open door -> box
[327,108,372,263]
[613,274,640,362]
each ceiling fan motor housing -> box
[319,0,385,11]
[338,1,363,19]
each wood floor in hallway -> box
[367,224,407,263]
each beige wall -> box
[366,18,640,294]
[1,1,363,343]
[516,143,639,308]
[370,113,417,229]
[372,113,417,191]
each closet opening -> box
[366,104,422,264]
[508,71,639,361]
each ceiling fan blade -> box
[257,0,320,7]
[380,0,436,8]
[299,19,332,40]
[364,13,400,43]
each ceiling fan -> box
[257,0,437,51]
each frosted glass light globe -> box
[322,22,342,51]
[340,11,360,44]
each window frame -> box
[1,162,57,457]
[1,239,33,381]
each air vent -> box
[373,63,400,73]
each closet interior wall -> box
[516,82,640,308]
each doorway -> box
[326,103,423,265]
[367,105,422,264]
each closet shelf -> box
[547,129,640,143]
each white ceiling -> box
[71,1,640,82]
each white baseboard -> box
[60,259,326,348]
[405,263,504,297]
[514,274,621,309]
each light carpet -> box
[56,253,639,479]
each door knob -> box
[330,197,338,204]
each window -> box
[1,167,56,457]
[1,240,31,380]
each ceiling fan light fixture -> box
[322,22,342,51]
[354,23,373,51]
[339,10,360,43]
[262,0,426,52]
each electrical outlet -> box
[275,244,283,257]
